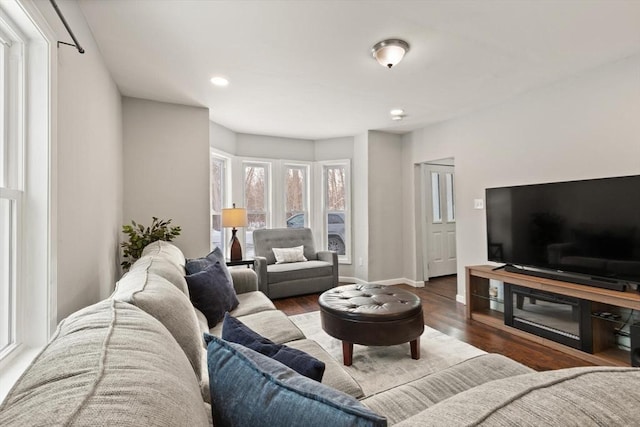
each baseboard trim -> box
[456,294,466,305]
[339,277,424,287]
[339,276,367,285]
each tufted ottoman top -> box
[318,284,422,321]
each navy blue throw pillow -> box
[185,261,238,327]
[185,247,233,287]
[221,313,325,382]
[204,334,387,427]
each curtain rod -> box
[49,0,85,54]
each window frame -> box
[209,150,229,252]
[0,0,56,400]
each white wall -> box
[35,0,123,322]
[236,133,314,161]
[349,132,369,280]
[210,121,237,155]
[368,131,403,282]
[402,54,640,300]
[123,97,210,259]
[314,137,354,160]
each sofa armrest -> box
[254,256,269,295]
[317,251,338,287]
[230,268,258,294]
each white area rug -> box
[290,311,486,396]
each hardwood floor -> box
[273,276,594,371]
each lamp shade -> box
[222,207,248,228]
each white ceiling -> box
[78,0,640,140]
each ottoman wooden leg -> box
[410,337,420,360]
[342,341,353,366]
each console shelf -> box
[466,265,640,367]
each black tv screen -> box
[486,175,640,285]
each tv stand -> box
[503,265,627,292]
[466,265,640,367]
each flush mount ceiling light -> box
[210,76,229,87]
[372,39,410,69]
[390,108,406,121]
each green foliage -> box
[120,217,181,270]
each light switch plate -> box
[474,199,484,209]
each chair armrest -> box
[229,268,258,294]
[317,251,338,287]
[254,256,269,295]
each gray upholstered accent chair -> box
[253,228,338,299]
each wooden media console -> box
[466,265,640,366]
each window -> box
[322,161,350,261]
[0,14,23,358]
[284,164,308,229]
[0,0,54,389]
[243,162,270,257]
[210,153,227,251]
[445,172,455,222]
[431,172,442,223]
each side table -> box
[225,259,255,269]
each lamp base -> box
[230,228,243,261]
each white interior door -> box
[423,164,457,278]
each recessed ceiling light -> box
[391,115,404,121]
[210,77,229,87]
[390,109,404,116]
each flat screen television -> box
[486,175,640,291]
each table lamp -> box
[222,203,248,261]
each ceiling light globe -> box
[390,109,404,116]
[372,39,410,69]
[391,115,404,121]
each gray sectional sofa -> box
[1,241,639,426]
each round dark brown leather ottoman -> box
[318,284,424,366]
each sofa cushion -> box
[222,313,325,381]
[0,300,208,426]
[204,335,387,427]
[286,339,364,399]
[209,309,305,344]
[231,290,277,317]
[361,354,534,425]
[129,255,189,295]
[195,291,278,340]
[141,240,186,267]
[186,260,239,327]
[267,260,334,284]
[112,268,203,381]
[394,366,640,426]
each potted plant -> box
[120,217,181,270]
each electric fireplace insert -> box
[504,284,593,352]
